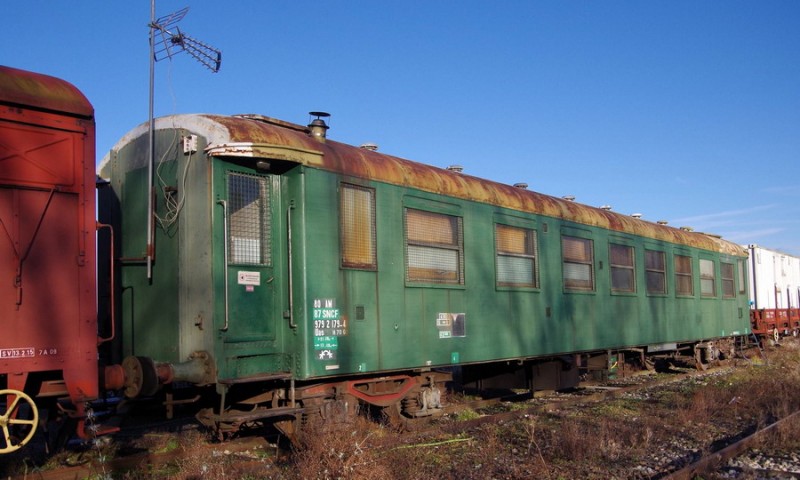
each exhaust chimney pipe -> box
[308,111,330,142]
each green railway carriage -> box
[98,112,750,427]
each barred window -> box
[721,262,735,298]
[496,224,538,288]
[562,235,594,291]
[645,249,667,294]
[227,173,270,265]
[700,258,716,297]
[610,244,635,293]
[405,208,463,284]
[675,254,693,296]
[340,184,376,269]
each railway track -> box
[1,366,691,479]
[663,409,800,480]
[3,344,796,480]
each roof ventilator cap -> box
[308,111,330,142]
[447,165,463,173]
[514,183,528,189]
[360,143,379,151]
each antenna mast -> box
[146,1,221,279]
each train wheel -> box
[0,389,39,454]
[274,418,300,447]
[381,402,408,430]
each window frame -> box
[644,249,667,296]
[404,207,464,286]
[699,258,717,298]
[339,183,377,270]
[721,261,736,299]
[562,234,595,292]
[609,242,636,294]
[674,253,694,297]
[226,171,271,266]
[495,223,539,289]
[737,259,747,296]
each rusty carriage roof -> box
[109,113,745,257]
[0,65,93,118]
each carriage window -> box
[562,235,594,291]
[721,262,735,298]
[645,249,667,294]
[496,224,538,288]
[700,258,716,297]
[675,254,693,296]
[610,243,635,293]
[340,184,377,269]
[227,173,270,265]
[405,208,463,284]
[737,260,746,295]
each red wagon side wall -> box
[0,65,98,403]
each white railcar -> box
[746,245,800,309]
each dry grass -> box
[4,341,798,479]
[281,340,800,479]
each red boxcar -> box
[0,65,98,452]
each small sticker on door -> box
[238,271,261,286]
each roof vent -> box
[680,226,694,232]
[447,165,463,173]
[513,183,528,189]
[657,220,669,225]
[360,143,378,151]
[631,213,642,219]
[308,111,330,142]
[599,205,612,211]
[563,195,575,202]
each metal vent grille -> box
[340,184,377,269]
[227,173,270,265]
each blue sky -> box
[3,1,799,255]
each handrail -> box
[217,200,229,332]
[287,207,296,329]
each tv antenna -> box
[145,2,222,279]
[150,6,222,72]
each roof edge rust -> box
[0,65,93,118]
[108,113,746,257]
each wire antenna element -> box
[144,3,222,280]
[150,7,221,72]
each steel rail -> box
[661,408,800,480]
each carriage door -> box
[218,168,280,342]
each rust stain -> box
[0,66,93,118]
[202,114,744,257]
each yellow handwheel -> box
[0,389,39,454]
